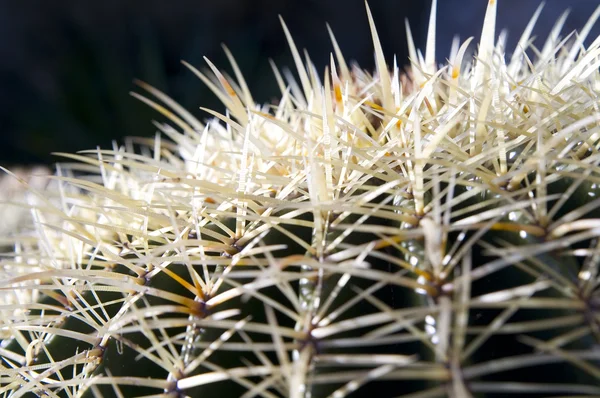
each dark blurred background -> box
[0,0,598,166]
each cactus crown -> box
[2,0,600,397]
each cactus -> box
[2,0,600,397]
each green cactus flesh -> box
[2,1,600,397]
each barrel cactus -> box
[2,0,600,396]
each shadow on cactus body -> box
[1,0,600,397]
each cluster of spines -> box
[1,0,600,397]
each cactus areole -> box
[2,0,600,397]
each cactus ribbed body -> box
[1,1,600,397]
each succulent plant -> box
[2,0,600,397]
